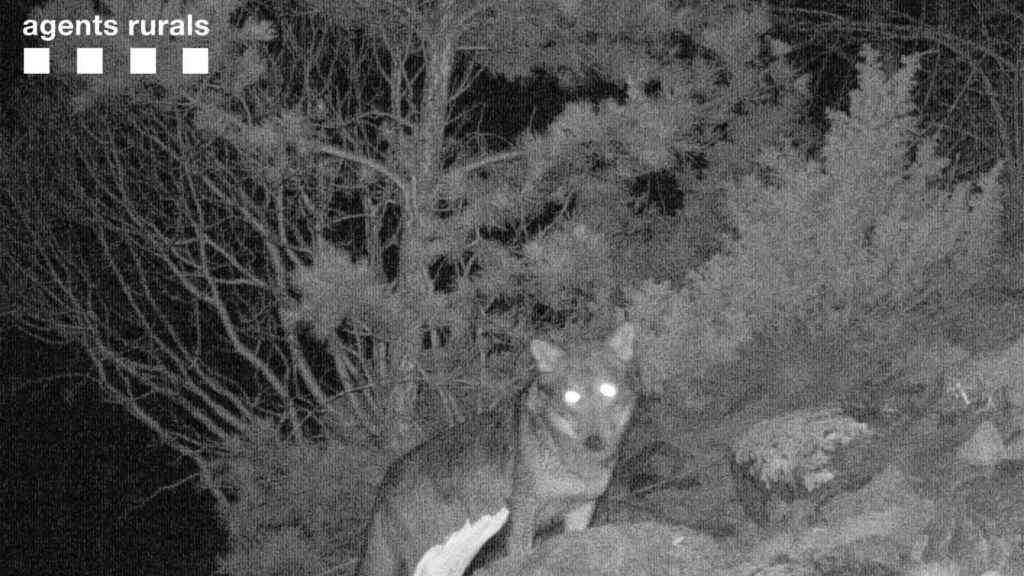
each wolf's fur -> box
[358,323,637,576]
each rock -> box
[475,523,723,576]
[730,408,875,527]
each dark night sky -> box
[2,333,227,576]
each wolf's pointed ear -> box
[607,322,635,363]
[530,339,565,373]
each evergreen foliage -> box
[272,0,810,420]
[214,419,382,575]
[630,47,1002,391]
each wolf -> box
[358,322,638,576]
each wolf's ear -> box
[530,339,565,373]
[606,322,635,363]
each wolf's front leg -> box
[506,493,538,559]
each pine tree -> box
[630,47,1001,394]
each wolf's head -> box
[528,323,637,462]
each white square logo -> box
[130,48,157,74]
[24,48,50,74]
[181,48,208,75]
[77,48,104,75]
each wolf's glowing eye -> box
[598,382,617,398]
[563,390,582,405]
